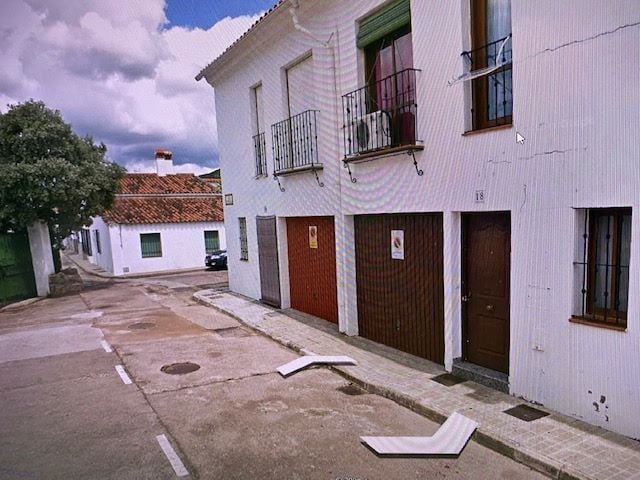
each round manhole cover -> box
[128,322,156,330]
[161,362,201,375]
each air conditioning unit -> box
[348,110,392,155]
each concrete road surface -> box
[0,278,545,479]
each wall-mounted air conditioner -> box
[348,110,392,155]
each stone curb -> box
[193,290,593,480]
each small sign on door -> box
[309,226,318,249]
[391,230,404,260]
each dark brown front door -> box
[462,212,511,374]
[256,216,281,308]
[286,217,338,323]
[355,213,444,364]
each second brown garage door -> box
[355,213,444,364]
[286,216,338,323]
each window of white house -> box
[239,218,248,261]
[573,208,632,330]
[343,0,418,157]
[251,83,267,177]
[81,229,92,256]
[467,0,512,130]
[95,229,101,254]
[204,230,220,254]
[140,233,162,258]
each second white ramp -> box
[277,355,357,377]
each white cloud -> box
[123,159,213,176]
[0,0,261,169]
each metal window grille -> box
[253,132,267,177]
[95,230,101,254]
[463,35,513,129]
[140,233,162,258]
[271,110,319,173]
[574,208,631,327]
[204,230,220,254]
[342,68,419,157]
[239,218,248,261]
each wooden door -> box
[256,216,281,308]
[462,212,511,374]
[355,213,444,363]
[286,217,338,323]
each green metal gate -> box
[0,232,37,306]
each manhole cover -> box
[161,362,201,375]
[337,383,367,396]
[128,322,156,330]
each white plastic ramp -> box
[277,355,357,377]
[361,412,478,456]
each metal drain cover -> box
[128,322,156,330]
[430,373,466,387]
[161,362,201,375]
[337,383,366,396]
[504,404,550,422]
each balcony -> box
[463,35,512,131]
[342,68,422,161]
[252,132,267,178]
[271,110,322,176]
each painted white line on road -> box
[156,434,189,477]
[100,340,112,353]
[114,365,132,385]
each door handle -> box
[486,304,495,312]
[461,294,471,303]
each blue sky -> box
[0,0,269,174]
[166,0,276,29]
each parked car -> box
[205,249,227,269]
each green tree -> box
[0,100,125,266]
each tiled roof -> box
[195,0,285,81]
[102,196,224,225]
[119,174,217,195]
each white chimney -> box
[155,149,174,176]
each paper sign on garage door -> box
[391,230,404,260]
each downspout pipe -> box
[288,0,351,334]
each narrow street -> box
[0,265,544,479]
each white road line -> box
[114,365,132,385]
[156,434,189,477]
[100,340,112,353]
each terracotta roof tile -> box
[102,196,223,225]
[119,174,217,195]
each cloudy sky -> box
[0,0,276,174]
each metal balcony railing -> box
[252,132,267,177]
[463,35,512,129]
[342,68,420,158]
[271,110,320,174]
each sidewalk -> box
[194,289,640,480]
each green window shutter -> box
[204,230,220,253]
[357,0,411,48]
[140,233,162,258]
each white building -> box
[197,0,640,438]
[82,150,226,276]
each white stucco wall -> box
[93,220,226,275]
[27,221,55,297]
[207,0,640,437]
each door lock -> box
[461,294,471,303]
[486,304,495,312]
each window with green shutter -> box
[204,230,220,253]
[357,0,411,49]
[140,233,162,258]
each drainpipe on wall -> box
[288,0,351,334]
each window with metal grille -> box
[239,218,248,261]
[94,230,101,254]
[467,0,512,130]
[81,229,92,256]
[204,230,220,254]
[140,233,162,258]
[574,208,631,328]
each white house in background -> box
[197,0,640,438]
[81,150,226,276]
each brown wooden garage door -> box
[286,216,338,323]
[355,213,444,363]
